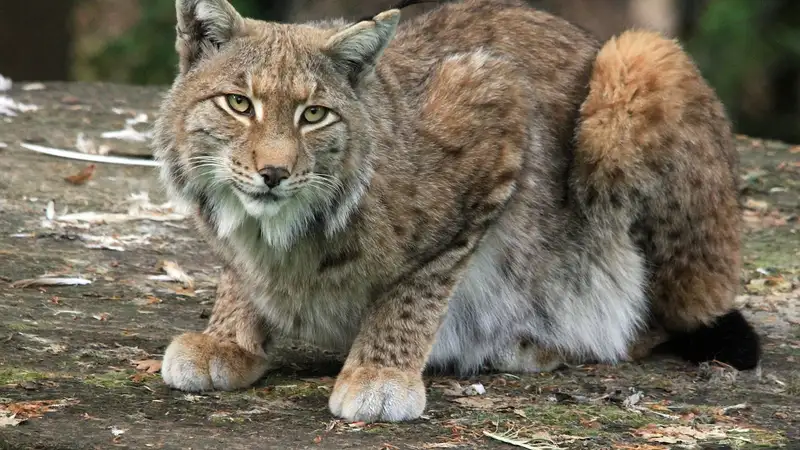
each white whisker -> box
[305,179,341,198]
[186,155,237,190]
[306,173,346,197]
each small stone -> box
[61,96,81,105]
[463,382,486,396]
[22,83,45,91]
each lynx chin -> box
[153,0,762,423]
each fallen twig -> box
[720,403,749,415]
[483,431,563,450]
[629,405,681,421]
[20,142,161,167]
[11,277,92,288]
[766,374,786,387]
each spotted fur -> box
[153,0,761,423]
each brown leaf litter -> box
[0,399,80,427]
[63,164,96,185]
[132,359,163,374]
[151,260,195,289]
[48,192,186,226]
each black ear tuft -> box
[175,0,244,73]
[323,9,401,86]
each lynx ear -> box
[175,0,244,73]
[323,9,401,85]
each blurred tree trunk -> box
[0,0,75,81]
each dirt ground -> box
[0,82,798,450]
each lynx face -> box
[180,46,355,217]
[154,1,400,247]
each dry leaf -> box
[54,192,186,225]
[440,381,464,397]
[64,164,96,185]
[0,399,79,421]
[81,233,151,252]
[156,260,195,289]
[483,431,562,450]
[623,391,643,408]
[743,198,769,211]
[101,113,151,142]
[45,199,55,221]
[129,372,149,383]
[463,382,486,396]
[440,381,486,397]
[451,396,498,410]
[634,424,729,446]
[133,359,162,374]
[613,445,668,450]
[22,82,45,91]
[646,436,688,445]
[75,132,110,155]
[580,418,601,429]
[172,286,196,297]
[0,75,12,91]
[0,412,25,427]
[0,95,38,116]
[55,210,184,225]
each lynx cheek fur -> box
[153,0,761,423]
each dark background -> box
[1,0,798,143]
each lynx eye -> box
[225,94,253,115]
[302,106,328,124]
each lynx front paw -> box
[328,366,426,423]
[161,332,269,392]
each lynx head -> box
[152,0,401,249]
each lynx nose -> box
[258,166,289,188]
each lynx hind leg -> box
[161,269,272,392]
[627,326,671,361]
[576,30,760,370]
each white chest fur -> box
[210,189,648,373]
[213,199,369,351]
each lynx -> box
[152,0,761,423]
